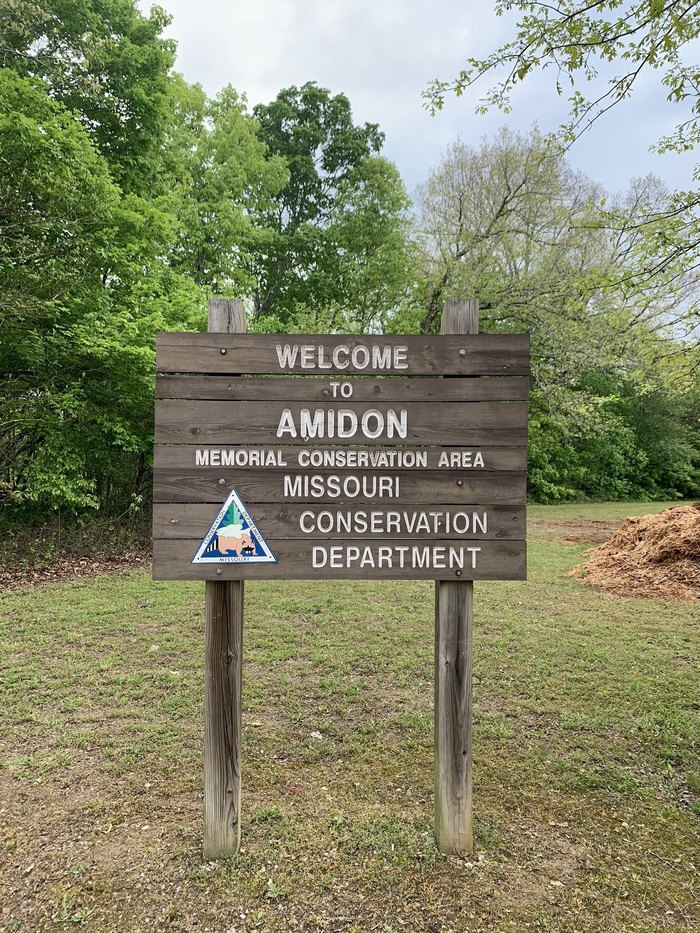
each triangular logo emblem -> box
[192,487,277,564]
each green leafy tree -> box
[0,68,201,517]
[0,0,176,193]
[425,0,700,154]
[330,156,416,333]
[164,78,287,295]
[410,127,607,336]
[249,82,386,321]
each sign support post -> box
[435,298,478,856]
[203,298,246,860]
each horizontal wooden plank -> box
[152,470,526,505]
[156,374,529,402]
[156,333,530,376]
[153,503,526,540]
[154,400,528,446]
[152,538,527,581]
[153,444,527,472]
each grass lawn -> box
[0,503,698,932]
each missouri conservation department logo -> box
[192,487,277,564]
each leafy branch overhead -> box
[423,0,700,342]
[425,0,700,155]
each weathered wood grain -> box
[156,374,530,402]
[152,537,527,580]
[435,578,473,854]
[435,298,478,857]
[153,503,526,540]
[202,298,244,862]
[154,400,528,446]
[152,469,527,505]
[204,577,243,859]
[156,332,530,376]
[153,444,528,472]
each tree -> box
[0,68,201,517]
[248,82,386,321]
[316,156,415,333]
[0,0,176,194]
[423,0,700,348]
[164,78,287,295]
[406,128,700,500]
[411,128,607,337]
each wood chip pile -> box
[573,504,700,601]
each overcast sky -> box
[141,0,698,198]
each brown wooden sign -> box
[152,332,529,581]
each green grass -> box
[528,499,695,523]
[0,503,698,932]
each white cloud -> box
[141,0,697,195]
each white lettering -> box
[337,409,357,438]
[300,408,325,439]
[276,344,298,368]
[276,342,411,372]
[472,512,488,534]
[373,345,391,370]
[283,475,302,497]
[361,409,383,439]
[452,512,469,534]
[306,543,483,572]
[360,546,375,567]
[277,409,297,438]
[333,345,350,369]
[386,409,408,439]
[413,547,431,569]
[467,546,481,568]
[352,345,370,369]
[394,346,408,369]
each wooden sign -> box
[153,333,529,581]
[152,299,527,863]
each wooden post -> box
[434,298,478,856]
[203,297,246,859]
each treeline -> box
[1,0,698,530]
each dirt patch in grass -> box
[573,504,700,601]
[0,551,150,591]
[531,518,626,544]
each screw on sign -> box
[152,298,529,859]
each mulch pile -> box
[0,551,151,592]
[573,504,700,601]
